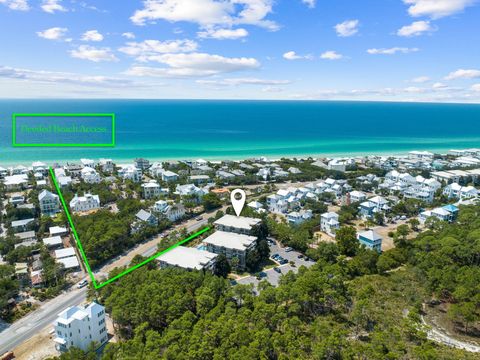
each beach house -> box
[81,167,101,184]
[142,180,167,199]
[287,209,313,226]
[118,164,142,182]
[443,183,478,199]
[70,193,100,213]
[320,212,340,237]
[357,230,382,252]
[39,190,61,216]
[53,302,108,352]
[419,204,459,223]
[161,170,179,182]
[359,196,390,218]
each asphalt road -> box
[0,286,88,355]
[141,217,210,258]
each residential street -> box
[0,286,88,355]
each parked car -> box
[196,216,203,221]
[285,247,293,252]
[77,279,88,288]
[279,259,288,265]
[297,254,304,259]
[273,267,281,273]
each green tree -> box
[201,193,222,211]
[336,226,359,256]
[213,254,231,278]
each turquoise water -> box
[1,100,479,164]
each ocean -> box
[1,99,480,165]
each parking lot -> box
[237,240,315,288]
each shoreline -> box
[0,147,455,167]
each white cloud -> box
[124,52,260,78]
[41,0,66,13]
[197,28,248,40]
[445,69,480,80]
[397,20,435,37]
[432,82,449,89]
[335,20,359,37]
[283,51,312,60]
[119,40,198,61]
[70,45,118,62]
[81,30,104,42]
[122,32,136,39]
[130,0,278,31]
[403,0,476,19]
[0,65,133,88]
[471,84,480,92]
[367,47,419,55]
[404,86,426,93]
[320,50,343,60]
[412,76,430,83]
[197,77,290,86]
[36,27,68,40]
[0,0,29,11]
[302,0,316,8]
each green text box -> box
[12,113,116,147]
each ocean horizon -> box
[1,99,479,165]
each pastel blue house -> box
[442,204,459,221]
[357,230,382,253]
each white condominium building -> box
[213,214,261,235]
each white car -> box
[77,280,88,289]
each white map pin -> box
[231,189,246,216]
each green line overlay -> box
[49,167,210,289]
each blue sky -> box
[0,0,479,101]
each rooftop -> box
[157,246,218,270]
[203,231,257,251]
[214,214,261,231]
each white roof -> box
[57,256,80,269]
[157,246,217,270]
[358,230,383,241]
[214,214,261,231]
[50,226,67,235]
[43,236,63,247]
[203,231,257,251]
[432,208,451,216]
[321,212,339,220]
[349,190,366,197]
[55,247,76,259]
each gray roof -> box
[136,209,154,222]
[11,218,35,228]
[14,231,36,240]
